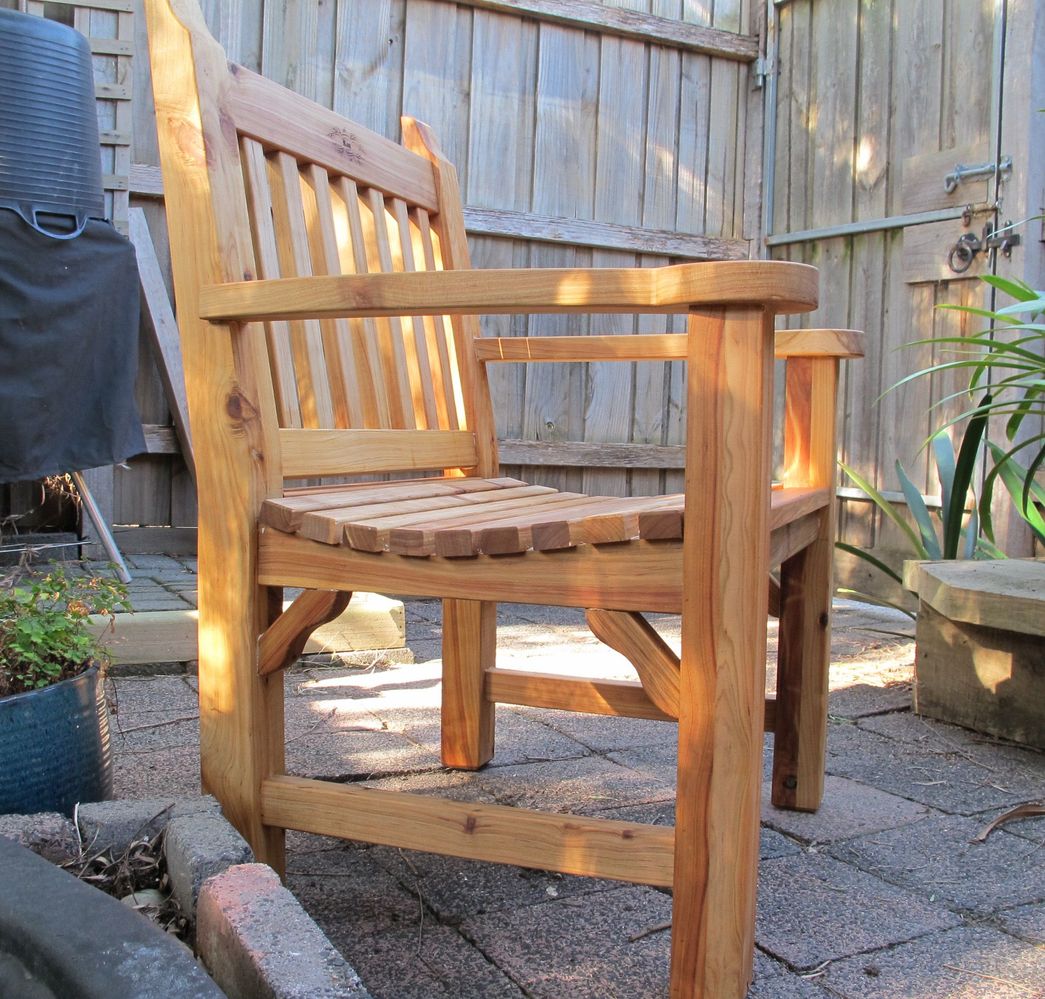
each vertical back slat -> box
[389,197,440,429]
[269,151,335,428]
[328,177,389,428]
[410,208,454,430]
[301,164,365,429]
[360,187,415,428]
[240,136,301,427]
[415,209,463,431]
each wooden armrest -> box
[474,328,865,363]
[775,329,864,358]
[198,261,817,323]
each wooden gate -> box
[768,0,1044,593]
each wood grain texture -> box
[441,599,496,768]
[277,428,478,478]
[585,609,680,717]
[261,775,676,886]
[441,0,758,61]
[145,0,286,871]
[257,589,351,676]
[199,261,819,321]
[672,308,774,997]
[258,526,685,612]
[773,357,840,812]
[485,667,674,721]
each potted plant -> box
[839,271,1044,747]
[0,564,129,816]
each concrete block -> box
[338,925,526,999]
[997,901,1045,945]
[823,720,1038,815]
[0,812,79,864]
[77,796,220,856]
[164,813,254,916]
[0,837,222,998]
[197,863,371,999]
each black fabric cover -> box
[0,208,146,482]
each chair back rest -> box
[146,0,496,495]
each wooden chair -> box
[146,2,862,994]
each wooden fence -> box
[3,0,1040,565]
[769,0,1043,578]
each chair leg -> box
[772,512,833,812]
[441,598,495,769]
[197,578,287,875]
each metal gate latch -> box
[943,156,1013,194]
[983,219,1022,258]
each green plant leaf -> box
[895,460,941,559]
[838,463,928,558]
[835,541,906,585]
[981,273,1036,300]
[943,398,989,558]
[996,295,1045,316]
[835,586,916,621]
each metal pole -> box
[71,470,132,583]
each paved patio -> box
[101,555,1045,998]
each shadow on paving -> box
[108,597,1045,998]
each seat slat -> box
[261,476,525,532]
[561,495,684,548]
[439,493,648,558]
[346,484,559,551]
[301,491,505,545]
[427,493,596,557]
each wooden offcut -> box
[910,559,1045,749]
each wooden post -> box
[441,598,496,768]
[773,356,839,811]
[671,306,773,998]
[992,0,1045,556]
[145,0,285,872]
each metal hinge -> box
[754,55,771,88]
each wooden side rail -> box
[198,260,819,322]
[474,329,864,362]
[261,775,675,887]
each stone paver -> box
[755,853,961,970]
[823,719,1041,815]
[461,884,673,999]
[95,589,1045,998]
[761,774,931,844]
[827,813,1045,915]
[995,901,1045,945]
[821,925,1045,998]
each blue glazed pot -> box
[0,664,112,817]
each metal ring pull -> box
[947,232,981,273]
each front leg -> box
[441,598,495,769]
